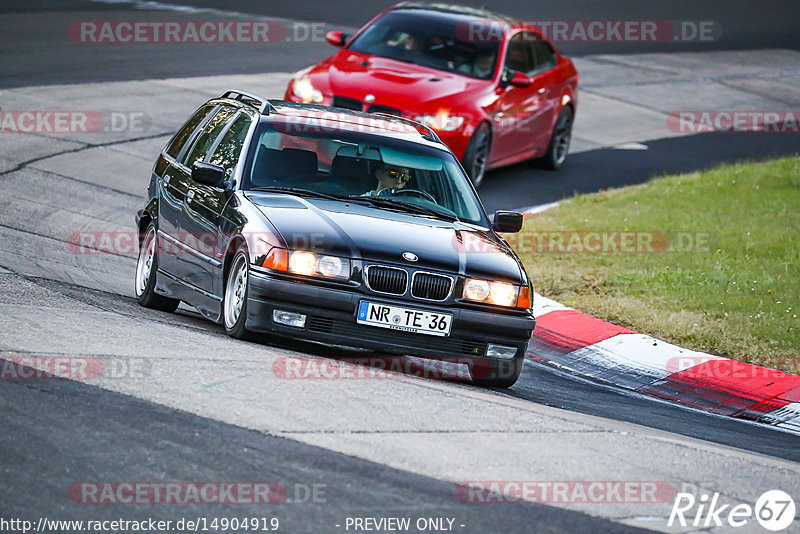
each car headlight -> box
[415,113,465,132]
[288,251,350,280]
[292,77,324,104]
[462,278,530,308]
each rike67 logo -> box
[669,489,796,531]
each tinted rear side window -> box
[182,107,237,168]
[208,113,253,177]
[533,39,556,71]
[165,105,214,159]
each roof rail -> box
[369,112,443,144]
[219,90,276,115]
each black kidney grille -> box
[332,96,363,111]
[411,272,452,301]
[366,104,403,116]
[366,266,408,295]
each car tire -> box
[539,106,574,170]
[462,122,491,188]
[468,347,525,388]
[224,244,255,340]
[135,223,180,312]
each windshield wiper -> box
[248,188,460,221]
[394,56,418,65]
[368,52,420,65]
[349,196,459,222]
[247,187,348,202]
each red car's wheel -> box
[462,122,491,188]
[540,106,574,170]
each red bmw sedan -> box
[284,2,578,187]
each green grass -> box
[516,157,800,372]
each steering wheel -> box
[389,188,436,203]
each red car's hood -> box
[311,51,490,112]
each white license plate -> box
[357,301,452,337]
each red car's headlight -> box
[292,77,323,104]
[415,113,465,132]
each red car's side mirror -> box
[509,71,533,87]
[326,31,347,47]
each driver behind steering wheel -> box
[364,164,410,196]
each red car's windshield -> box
[348,10,502,80]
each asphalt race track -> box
[479,131,800,213]
[1,1,799,533]
[2,368,650,533]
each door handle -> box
[186,190,195,202]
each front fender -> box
[218,193,286,272]
[136,197,159,234]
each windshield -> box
[242,121,488,225]
[348,10,501,80]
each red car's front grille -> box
[366,104,402,116]
[332,96,362,111]
[331,97,403,117]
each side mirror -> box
[509,71,533,87]
[492,210,523,233]
[192,161,226,187]
[326,31,348,47]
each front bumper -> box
[245,270,534,362]
[431,128,470,160]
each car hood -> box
[246,193,523,283]
[309,51,490,111]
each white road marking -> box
[520,201,560,215]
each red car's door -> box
[488,31,558,163]
[490,32,544,162]
[528,36,563,154]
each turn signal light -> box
[517,286,531,309]
[262,247,288,271]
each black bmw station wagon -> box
[135,90,535,387]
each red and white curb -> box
[527,295,800,434]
